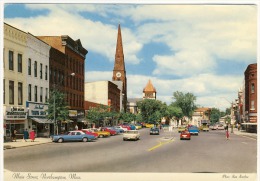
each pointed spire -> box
[143,79,156,92]
[114,24,125,70]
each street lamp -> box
[53,72,75,135]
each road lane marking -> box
[148,139,174,151]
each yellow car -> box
[146,123,155,128]
[88,128,110,138]
[135,124,142,130]
[178,127,186,133]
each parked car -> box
[119,124,131,130]
[180,130,191,140]
[123,130,140,141]
[202,125,210,132]
[212,124,225,130]
[80,129,98,139]
[150,127,160,135]
[145,123,154,128]
[135,124,142,130]
[100,127,117,136]
[114,126,127,132]
[107,127,121,134]
[52,131,96,143]
[87,128,110,138]
[188,126,199,135]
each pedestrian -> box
[23,128,29,142]
[225,125,229,140]
[29,130,35,142]
[11,129,17,142]
[75,124,78,130]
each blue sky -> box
[3,3,258,110]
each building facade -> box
[37,36,88,131]
[3,23,28,139]
[244,63,257,132]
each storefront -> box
[27,102,52,137]
[4,106,27,140]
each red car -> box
[119,124,131,130]
[100,127,117,136]
[180,130,191,140]
[80,129,99,139]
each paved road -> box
[4,128,257,173]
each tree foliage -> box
[136,99,164,123]
[46,90,69,122]
[171,91,197,119]
[210,108,226,124]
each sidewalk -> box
[232,129,257,140]
[3,137,52,150]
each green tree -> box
[210,108,221,124]
[46,90,69,134]
[171,91,197,119]
[137,99,164,124]
[166,105,183,120]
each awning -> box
[241,123,257,125]
[31,118,54,124]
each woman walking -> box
[29,129,35,142]
[225,125,229,140]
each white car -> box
[115,126,128,132]
[212,124,225,130]
[123,130,140,141]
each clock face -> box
[116,72,122,78]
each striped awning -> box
[31,117,54,124]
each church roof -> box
[143,79,156,92]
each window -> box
[251,83,255,93]
[250,100,255,110]
[49,69,52,83]
[28,59,31,75]
[45,88,48,102]
[18,54,22,72]
[34,86,38,102]
[45,65,48,80]
[34,61,37,77]
[40,63,43,79]
[28,84,32,101]
[9,51,14,70]
[40,87,43,102]
[18,82,23,105]
[9,81,14,104]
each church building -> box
[143,79,157,100]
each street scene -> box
[2,2,258,181]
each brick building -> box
[244,63,257,132]
[37,36,88,130]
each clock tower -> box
[112,24,127,112]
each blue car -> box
[188,126,199,135]
[52,131,96,143]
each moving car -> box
[212,124,225,130]
[150,127,160,135]
[188,126,199,135]
[202,125,210,132]
[123,130,140,141]
[178,127,186,133]
[52,131,96,143]
[180,130,191,140]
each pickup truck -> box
[123,130,140,141]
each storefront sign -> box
[27,102,48,117]
[5,107,27,120]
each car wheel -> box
[82,137,88,142]
[57,138,63,143]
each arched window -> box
[251,83,255,93]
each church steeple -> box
[113,24,125,71]
[112,24,127,112]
